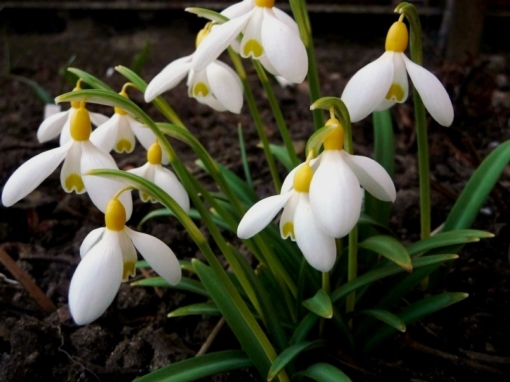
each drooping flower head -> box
[341,17,454,126]
[69,197,181,325]
[189,0,308,83]
[144,25,243,114]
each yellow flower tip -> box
[64,173,85,193]
[243,39,264,58]
[323,118,344,151]
[282,222,295,240]
[114,89,129,115]
[385,83,406,102]
[385,21,408,53]
[293,163,313,193]
[115,139,133,153]
[70,105,91,141]
[147,142,162,165]
[105,198,126,231]
[193,82,210,97]
[122,261,136,281]
[255,0,275,8]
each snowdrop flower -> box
[69,197,181,324]
[144,26,243,114]
[91,85,168,162]
[309,119,396,238]
[238,161,336,272]
[127,141,189,210]
[190,0,308,84]
[2,103,132,217]
[341,19,454,126]
[37,81,109,145]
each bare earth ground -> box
[1,8,510,381]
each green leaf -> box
[407,229,493,256]
[138,208,231,231]
[357,309,406,332]
[134,350,252,382]
[443,140,510,231]
[268,340,326,382]
[302,289,333,318]
[305,122,336,156]
[185,7,229,22]
[131,277,209,297]
[11,75,53,104]
[359,235,412,272]
[131,41,150,75]
[67,67,113,91]
[269,144,295,172]
[168,302,220,318]
[135,259,193,272]
[238,123,253,188]
[293,363,352,382]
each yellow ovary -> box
[70,106,91,141]
[243,39,264,58]
[293,164,313,193]
[114,89,129,115]
[385,21,408,53]
[323,118,344,151]
[105,199,126,231]
[194,82,210,97]
[147,142,162,165]
[255,0,275,7]
[65,173,85,193]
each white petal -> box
[113,115,136,153]
[2,144,70,206]
[117,229,138,280]
[237,192,293,239]
[341,51,394,123]
[90,114,120,153]
[279,192,299,240]
[196,95,227,112]
[221,0,253,19]
[125,227,181,286]
[261,8,308,83]
[43,104,61,120]
[37,110,70,143]
[309,151,362,238]
[68,230,123,325]
[294,194,336,272]
[144,56,193,102]
[192,11,253,72]
[61,141,85,194]
[80,142,133,219]
[259,55,278,76]
[207,61,243,113]
[342,151,396,202]
[127,161,153,179]
[240,7,265,59]
[59,112,74,146]
[375,53,408,110]
[89,112,110,127]
[402,54,454,127]
[281,163,303,194]
[154,165,190,212]
[272,7,299,35]
[189,67,212,99]
[80,227,105,258]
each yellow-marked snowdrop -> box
[237,160,336,272]
[37,81,109,145]
[144,26,243,113]
[341,18,454,126]
[309,118,396,238]
[190,0,308,84]
[1,103,132,217]
[91,85,167,162]
[127,141,190,209]
[69,197,181,325]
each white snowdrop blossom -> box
[144,27,243,114]
[341,20,454,126]
[69,198,181,325]
[37,83,109,145]
[238,162,336,272]
[91,87,168,163]
[309,119,396,238]
[190,0,308,84]
[1,103,132,218]
[127,141,190,210]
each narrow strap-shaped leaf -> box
[10,75,54,104]
[293,363,352,382]
[359,235,412,272]
[302,289,332,319]
[443,140,510,231]
[268,340,326,382]
[269,144,295,172]
[168,302,220,318]
[135,259,193,273]
[407,229,493,256]
[131,277,209,297]
[134,350,252,382]
[138,207,231,231]
[185,7,228,23]
[67,67,113,91]
[289,313,319,346]
[238,124,253,188]
[356,309,406,332]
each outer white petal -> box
[341,52,394,123]
[80,142,133,219]
[154,165,190,212]
[402,54,454,127]
[279,192,299,240]
[272,7,299,34]
[59,115,73,146]
[125,227,181,286]
[237,192,293,239]
[240,7,265,59]
[259,55,278,76]
[207,61,243,113]
[61,141,85,194]
[68,230,123,325]
[89,112,110,127]
[144,55,193,102]
[309,151,362,238]
[90,114,120,152]
[127,162,155,202]
[221,0,254,19]
[261,8,308,83]
[80,227,106,258]
[294,193,336,272]
[37,110,70,143]
[281,163,304,194]
[196,95,227,112]
[342,151,396,202]
[192,11,253,72]
[2,143,70,207]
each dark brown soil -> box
[1,8,509,382]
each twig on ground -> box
[196,317,225,357]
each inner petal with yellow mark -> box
[243,39,264,59]
[65,173,85,193]
[385,83,405,102]
[282,221,295,240]
[115,139,133,153]
[122,261,136,281]
[193,82,210,97]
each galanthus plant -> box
[2,1,509,381]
